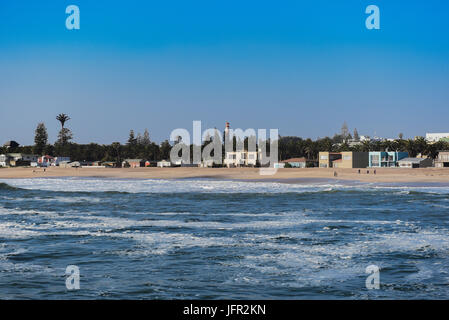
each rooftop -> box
[281,157,307,163]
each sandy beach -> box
[1,166,449,183]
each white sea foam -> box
[2,177,449,194]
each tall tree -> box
[136,132,143,145]
[56,128,73,145]
[34,123,48,155]
[127,130,137,146]
[142,129,151,146]
[160,140,172,160]
[55,113,73,148]
[111,142,122,167]
[56,113,71,129]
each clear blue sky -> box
[1,0,448,145]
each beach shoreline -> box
[1,167,449,184]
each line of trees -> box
[0,114,173,165]
[278,136,449,161]
[1,116,448,164]
[277,122,449,161]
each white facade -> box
[398,157,433,168]
[0,154,38,166]
[52,157,71,166]
[426,133,449,142]
[0,154,9,167]
[359,136,371,142]
[224,151,258,167]
[21,154,38,162]
[6,153,38,162]
[157,160,171,168]
[38,156,54,167]
[200,159,215,167]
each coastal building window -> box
[371,154,380,166]
[248,154,255,159]
[343,155,351,160]
[320,155,328,160]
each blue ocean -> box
[1,177,449,299]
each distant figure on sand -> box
[374,169,376,175]
[334,171,337,177]
[367,170,369,174]
[358,169,361,174]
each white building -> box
[398,157,433,168]
[0,154,10,167]
[157,160,172,168]
[38,155,54,167]
[1,154,38,166]
[426,133,449,143]
[224,151,258,167]
[274,162,285,169]
[200,159,216,168]
[52,157,71,166]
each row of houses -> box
[318,151,449,169]
[122,159,192,168]
[0,153,72,168]
[120,151,262,168]
[2,150,449,170]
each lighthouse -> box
[223,121,231,148]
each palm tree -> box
[361,140,371,152]
[56,113,71,129]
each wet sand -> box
[1,167,449,183]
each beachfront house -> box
[58,161,72,168]
[38,155,54,167]
[435,151,449,168]
[398,157,433,168]
[0,154,11,167]
[318,152,341,168]
[103,161,118,168]
[224,151,258,167]
[332,152,369,169]
[318,152,369,169]
[368,151,408,168]
[145,160,158,167]
[280,157,308,168]
[200,159,216,168]
[69,161,81,168]
[273,162,285,169]
[6,153,39,167]
[52,157,71,166]
[157,160,172,168]
[122,159,145,168]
